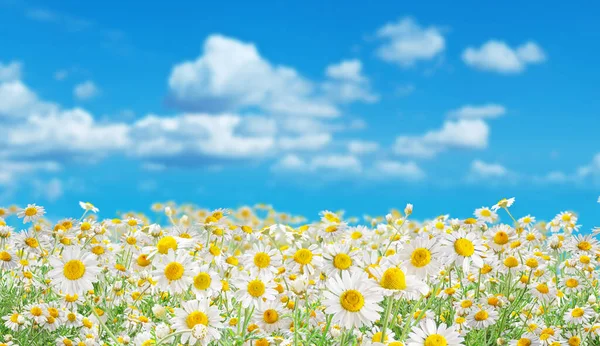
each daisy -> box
[530,282,557,302]
[191,264,221,298]
[152,250,196,294]
[243,243,283,278]
[491,197,515,211]
[397,235,442,278]
[323,270,383,329]
[47,247,101,295]
[466,306,499,329]
[484,224,516,251]
[17,204,45,223]
[79,201,99,213]
[442,230,486,273]
[170,298,224,345]
[406,318,464,346]
[509,334,540,346]
[253,301,290,333]
[233,273,278,308]
[322,243,361,277]
[371,256,429,300]
[474,207,497,223]
[2,311,28,331]
[285,244,323,277]
[0,249,18,270]
[14,229,50,255]
[564,306,594,325]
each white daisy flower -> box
[442,230,486,273]
[564,306,594,325]
[323,270,383,329]
[47,247,101,295]
[17,204,45,223]
[406,318,464,346]
[253,300,290,333]
[170,298,223,345]
[152,250,197,294]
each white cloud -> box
[577,153,600,180]
[0,81,57,119]
[311,154,362,172]
[129,113,275,161]
[279,133,331,151]
[74,80,99,100]
[371,160,425,181]
[0,160,61,185]
[348,140,379,155]
[470,160,508,178]
[325,59,365,82]
[271,154,306,171]
[0,61,22,82]
[272,154,362,173]
[54,69,69,81]
[447,104,506,119]
[462,40,546,74]
[394,119,490,158]
[168,35,339,117]
[32,178,63,201]
[375,17,445,67]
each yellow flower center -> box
[568,336,581,346]
[247,280,266,297]
[493,231,509,245]
[566,278,579,288]
[461,300,472,308]
[517,339,532,346]
[63,260,86,280]
[480,209,492,217]
[25,237,39,248]
[424,334,448,346]
[504,256,519,268]
[454,238,475,257]
[91,246,105,255]
[263,309,279,324]
[339,289,365,312]
[126,237,137,245]
[536,283,549,294]
[525,258,539,268]
[156,236,177,254]
[0,251,11,262]
[24,207,38,217]
[48,307,59,318]
[410,248,432,267]
[578,241,592,251]
[333,253,352,270]
[254,252,271,268]
[293,249,313,265]
[571,308,585,318]
[31,306,43,316]
[137,254,151,267]
[185,311,208,329]
[380,267,407,290]
[164,262,184,281]
[474,310,489,321]
[194,272,211,290]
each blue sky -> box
[1,0,599,225]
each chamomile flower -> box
[406,318,464,346]
[323,270,383,329]
[170,298,224,345]
[233,273,278,308]
[253,301,290,333]
[466,306,499,329]
[47,247,101,295]
[322,243,361,277]
[243,243,283,278]
[152,250,196,294]
[442,231,486,273]
[191,264,221,298]
[17,204,45,223]
[564,306,594,325]
[397,235,441,278]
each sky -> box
[1,0,599,226]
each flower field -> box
[0,198,599,346]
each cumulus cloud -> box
[0,160,61,185]
[167,35,339,117]
[394,119,489,158]
[279,133,331,151]
[370,160,425,181]
[74,80,99,100]
[0,61,22,82]
[348,140,379,155]
[322,59,379,103]
[447,104,506,119]
[272,154,362,173]
[375,17,445,67]
[462,40,546,74]
[469,160,509,178]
